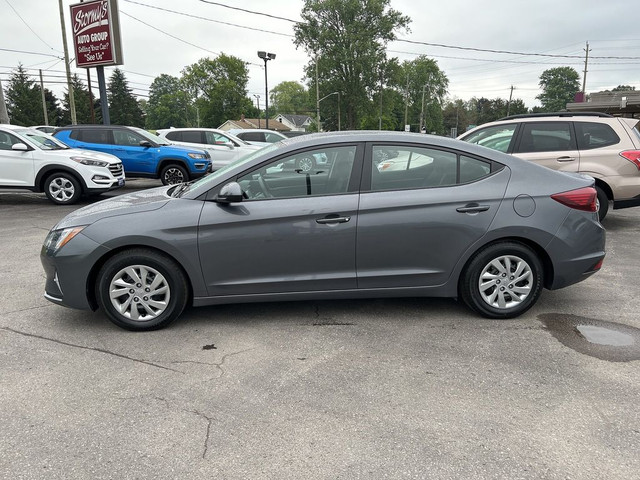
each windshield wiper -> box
[172,181,194,198]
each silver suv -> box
[459,112,640,220]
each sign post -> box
[69,0,123,125]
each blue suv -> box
[54,125,211,184]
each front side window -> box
[463,124,517,153]
[205,131,231,145]
[517,122,575,153]
[0,131,23,150]
[113,129,144,147]
[574,122,620,150]
[240,131,264,143]
[237,145,356,200]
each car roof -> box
[56,124,136,130]
[0,124,31,131]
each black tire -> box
[160,164,189,185]
[96,249,189,331]
[595,186,609,221]
[44,172,82,205]
[459,242,543,319]
[295,155,316,172]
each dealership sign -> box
[70,0,123,68]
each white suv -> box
[459,112,640,220]
[0,124,125,205]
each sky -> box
[1,0,639,117]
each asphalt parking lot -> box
[1,181,639,480]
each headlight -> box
[188,153,207,159]
[70,156,109,167]
[43,226,86,253]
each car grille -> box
[109,162,124,177]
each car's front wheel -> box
[44,172,81,205]
[459,242,543,319]
[96,249,189,331]
[160,164,189,185]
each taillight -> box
[551,187,597,212]
[620,150,640,170]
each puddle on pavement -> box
[538,313,640,362]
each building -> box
[566,90,640,118]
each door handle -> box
[316,215,351,224]
[556,156,576,162]
[456,203,490,214]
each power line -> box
[197,0,298,23]
[123,0,294,38]
[4,0,63,54]
[0,47,62,59]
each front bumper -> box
[41,233,111,311]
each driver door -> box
[197,144,362,296]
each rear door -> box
[198,143,363,296]
[513,121,580,172]
[357,143,509,288]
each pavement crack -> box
[1,304,55,316]
[0,327,182,373]
[191,409,213,459]
[171,347,256,378]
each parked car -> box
[41,131,605,331]
[31,125,57,134]
[281,131,308,138]
[227,128,287,146]
[156,128,261,171]
[458,112,640,220]
[0,124,124,205]
[54,125,211,185]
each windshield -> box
[133,127,172,146]
[180,143,280,196]
[15,129,69,150]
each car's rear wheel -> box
[295,155,316,172]
[460,242,543,319]
[595,186,609,221]
[96,249,189,331]
[161,164,188,185]
[44,172,81,205]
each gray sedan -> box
[41,132,606,331]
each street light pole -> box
[257,51,276,129]
[318,91,340,131]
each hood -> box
[158,143,208,155]
[55,185,172,229]
[50,148,122,164]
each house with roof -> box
[218,115,291,132]
[273,114,314,132]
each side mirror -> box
[11,143,30,151]
[215,182,244,204]
[139,140,153,148]
[225,142,235,149]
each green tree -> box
[61,74,99,125]
[145,74,192,129]
[611,85,635,92]
[536,67,580,112]
[295,0,410,130]
[181,54,253,128]
[108,68,144,127]
[4,64,42,126]
[270,81,310,115]
[43,88,63,126]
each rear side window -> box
[239,132,264,142]
[574,122,620,150]
[180,131,203,143]
[517,122,575,153]
[79,129,111,144]
[165,131,182,141]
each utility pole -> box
[419,84,427,133]
[254,94,261,128]
[315,57,320,132]
[506,85,515,117]
[39,70,49,126]
[378,65,384,130]
[582,41,591,95]
[0,78,9,123]
[403,74,409,130]
[58,0,77,124]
